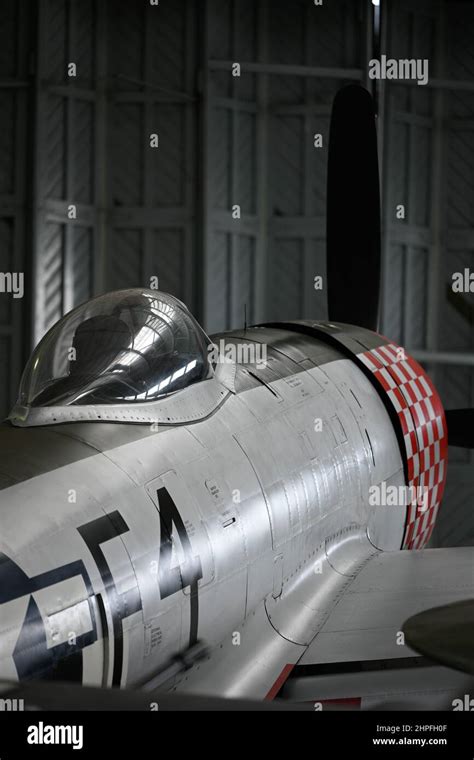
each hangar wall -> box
[32,0,200,342]
[0,0,372,413]
[380,0,474,546]
[203,0,370,332]
[0,2,31,420]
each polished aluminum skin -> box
[0,290,472,706]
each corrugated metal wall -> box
[32,0,200,347]
[107,0,198,310]
[433,0,474,546]
[34,0,96,337]
[381,0,474,546]
[26,0,373,357]
[0,1,31,419]
[203,0,371,332]
[20,0,367,374]
[381,0,437,351]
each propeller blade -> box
[403,599,474,675]
[326,84,381,330]
[445,408,474,448]
[0,679,312,711]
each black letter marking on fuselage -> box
[77,511,142,687]
[156,488,202,647]
[0,553,97,682]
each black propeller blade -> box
[403,599,474,675]
[444,408,474,448]
[0,679,312,711]
[326,84,381,331]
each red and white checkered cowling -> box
[358,341,448,550]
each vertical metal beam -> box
[406,8,417,227]
[197,0,210,327]
[10,0,30,400]
[200,0,213,329]
[380,0,395,338]
[94,0,108,296]
[303,1,314,318]
[344,0,357,73]
[31,0,49,344]
[403,9,417,347]
[229,0,239,328]
[377,0,387,189]
[378,0,389,334]
[362,0,373,91]
[143,2,153,288]
[254,0,268,324]
[63,0,75,313]
[184,0,197,310]
[426,0,446,388]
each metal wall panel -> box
[268,239,304,322]
[32,0,200,345]
[33,0,97,340]
[0,0,31,417]
[381,0,437,349]
[382,0,474,546]
[204,0,369,333]
[29,0,370,341]
[107,0,198,314]
[207,231,231,329]
[151,230,186,300]
[108,228,143,291]
[381,5,433,345]
[72,226,93,307]
[111,102,143,206]
[40,222,64,330]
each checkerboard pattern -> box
[358,342,448,550]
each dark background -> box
[0,0,473,546]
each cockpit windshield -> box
[17,290,213,407]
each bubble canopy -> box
[17,290,213,409]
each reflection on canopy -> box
[18,290,212,407]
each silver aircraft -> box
[1,86,473,709]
